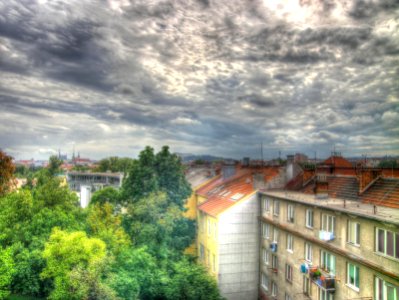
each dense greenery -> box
[0,147,222,300]
[94,157,135,173]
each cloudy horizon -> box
[0,0,398,160]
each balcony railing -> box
[309,267,336,292]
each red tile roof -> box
[197,167,280,217]
[322,156,354,168]
[361,178,399,208]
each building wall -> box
[217,193,259,300]
[259,193,399,300]
[197,211,219,276]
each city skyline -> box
[1,0,398,160]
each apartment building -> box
[196,164,284,300]
[259,190,399,300]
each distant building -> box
[66,171,123,208]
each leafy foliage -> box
[0,247,15,300]
[94,157,134,173]
[0,147,223,300]
[41,229,115,300]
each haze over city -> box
[0,0,398,160]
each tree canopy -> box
[0,150,15,196]
[0,148,222,300]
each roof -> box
[361,178,399,208]
[198,167,280,217]
[261,190,399,225]
[185,167,215,189]
[322,156,353,168]
[302,175,359,201]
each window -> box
[305,242,313,263]
[287,234,294,252]
[319,288,334,300]
[306,209,314,228]
[347,220,360,246]
[285,293,293,300]
[212,254,216,272]
[376,228,399,259]
[263,197,271,213]
[272,281,278,297]
[273,200,280,216]
[320,250,336,275]
[285,264,293,283]
[199,243,205,260]
[322,214,336,234]
[263,248,269,265]
[304,275,311,296]
[261,273,269,291]
[272,254,278,270]
[208,219,211,235]
[214,223,217,239]
[287,204,294,223]
[262,223,270,239]
[207,249,210,266]
[375,277,399,300]
[273,228,279,243]
[347,263,360,291]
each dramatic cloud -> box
[0,0,398,160]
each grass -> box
[8,295,43,300]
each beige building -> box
[259,190,399,300]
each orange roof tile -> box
[198,167,281,216]
[323,156,353,168]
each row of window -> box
[199,243,216,272]
[199,213,217,239]
[262,273,398,300]
[262,201,399,260]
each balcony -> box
[319,230,335,241]
[309,267,336,292]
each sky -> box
[0,0,398,160]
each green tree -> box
[0,247,15,300]
[164,259,223,300]
[95,157,134,173]
[90,187,120,206]
[41,229,115,300]
[48,156,63,176]
[122,146,191,207]
[87,203,130,254]
[0,150,15,196]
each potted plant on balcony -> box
[310,268,321,280]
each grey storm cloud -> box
[0,0,398,160]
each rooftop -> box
[261,190,399,225]
[198,167,281,217]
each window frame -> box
[321,213,336,234]
[262,223,270,239]
[287,204,294,223]
[263,248,269,265]
[272,254,278,270]
[347,262,360,291]
[261,273,269,291]
[287,234,294,253]
[375,277,399,300]
[306,209,314,228]
[271,281,278,297]
[375,227,399,259]
[347,220,360,246]
[320,250,336,275]
[285,263,293,283]
[263,197,271,213]
[273,200,280,216]
[305,242,313,263]
[208,219,211,235]
[273,227,279,243]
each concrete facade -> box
[259,191,399,300]
[198,193,260,300]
